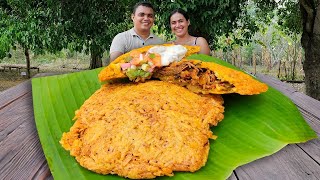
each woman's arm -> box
[196,37,211,55]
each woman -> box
[169,9,211,55]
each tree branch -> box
[314,0,320,34]
[299,0,314,33]
[299,0,314,16]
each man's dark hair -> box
[132,1,155,14]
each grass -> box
[0,48,94,92]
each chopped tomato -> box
[129,50,143,66]
[145,53,162,67]
[120,63,131,70]
[130,58,141,66]
[129,50,142,59]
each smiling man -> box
[109,1,164,62]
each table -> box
[0,73,319,180]
[1,64,40,73]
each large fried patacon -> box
[153,59,268,95]
[60,81,224,179]
[98,44,200,82]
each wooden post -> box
[253,53,256,75]
[292,43,297,80]
[239,48,242,68]
[277,60,281,78]
[267,49,271,72]
[24,48,30,79]
[284,61,288,80]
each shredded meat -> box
[154,61,234,91]
[155,61,198,76]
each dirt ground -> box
[0,65,83,92]
[288,83,306,94]
[0,70,27,92]
[0,71,27,91]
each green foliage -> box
[0,9,13,59]
[0,33,12,60]
[60,0,133,55]
[277,0,302,40]
[254,0,277,18]
[1,0,304,69]
[54,0,136,68]
[150,0,251,49]
[0,0,66,59]
[242,43,255,63]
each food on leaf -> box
[99,45,267,95]
[98,44,200,82]
[60,81,224,179]
[154,59,268,95]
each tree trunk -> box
[89,53,102,69]
[284,61,288,79]
[253,53,256,75]
[238,48,242,68]
[24,48,30,79]
[277,60,281,78]
[300,0,320,100]
[262,47,271,72]
[232,50,236,66]
[267,50,272,72]
[89,39,103,69]
[291,42,297,80]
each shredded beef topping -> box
[155,61,235,91]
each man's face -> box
[131,5,154,32]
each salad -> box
[119,45,187,82]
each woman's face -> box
[170,12,190,38]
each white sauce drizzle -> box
[147,45,187,66]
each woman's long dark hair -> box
[168,8,190,25]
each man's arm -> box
[110,51,124,62]
[109,33,125,62]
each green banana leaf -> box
[32,55,316,180]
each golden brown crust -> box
[60,81,224,179]
[194,59,268,95]
[97,63,127,81]
[156,59,268,95]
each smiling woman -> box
[169,9,211,55]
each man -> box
[109,1,164,62]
